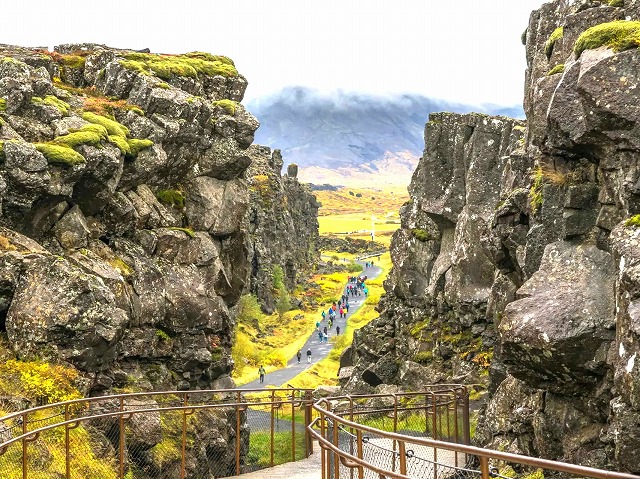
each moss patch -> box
[120,52,238,79]
[81,111,130,137]
[52,130,103,148]
[107,135,131,155]
[547,64,565,75]
[625,214,640,227]
[574,20,640,57]
[35,143,85,166]
[157,189,186,208]
[31,95,71,115]
[411,228,433,242]
[545,26,564,59]
[168,227,195,238]
[0,98,6,111]
[529,166,544,214]
[212,99,238,115]
[127,138,153,156]
[608,0,624,6]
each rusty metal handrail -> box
[0,387,315,479]
[311,395,640,479]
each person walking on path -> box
[297,350,302,363]
[307,348,312,363]
[336,326,341,335]
[258,365,266,383]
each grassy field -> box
[316,187,407,248]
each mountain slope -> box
[248,87,523,185]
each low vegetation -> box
[31,95,71,115]
[545,26,564,59]
[624,214,640,227]
[212,99,238,115]
[574,20,640,57]
[547,64,565,75]
[35,143,85,166]
[119,52,238,79]
[157,189,186,208]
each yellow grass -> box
[318,213,398,247]
[314,187,408,216]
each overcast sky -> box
[4,0,546,106]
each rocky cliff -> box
[342,0,640,472]
[244,145,319,313]
[0,43,258,394]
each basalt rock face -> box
[343,1,640,471]
[341,112,525,394]
[244,145,319,312]
[0,44,259,392]
[475,1,640,472]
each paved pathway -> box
[239,262,382,389]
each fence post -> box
[65,404,70,479]
[181,392,189,479]
[271,390,275,467]
[236,390,242,475]
[291,392,296,462]
[119,397,125,479]
[21,412,27,479]
[304,390,313,456]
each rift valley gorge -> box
[0,0,640,477]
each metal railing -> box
[310,385,640,479]
[0,388,314,479]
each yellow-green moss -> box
[212,99,238,115]
[107,134,131,155]
[127,138,153,156]
[575,20,640,57]
[411,228,433,242]
[75,123,109,139]
[31,95,71,115]
[35,143,85,166]
[156,329,171,341]
[0,98,6,111]
[52,130,103,148]
[0,140,4,161]
[120,52,238,79]
[414,351,433,364]
[608,0,624,6]
[156,81,171,89]
[625,214,640,227]
[157,189,186,208]
[184,51,235,66]
[545,27,564,59]
[110,256,134,276]
[168,227,195,238]
[529,166,544,213]
[547,64,565,75]
[82,111,130,137]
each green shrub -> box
[127,138,153,156]
[35,143,85,166]
[347,262,363,273]
[547,64,565,75]
[81,111,130,137]
[156,189,186,208]
[52,130,103,148]
[545,26,564,59]
[31,95,70,114]
[411,228,433,242]
[574,20,640,57]
[625,214,640,227]
[212,99,237,115]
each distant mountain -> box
[247,87,523,186]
